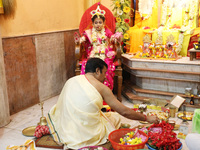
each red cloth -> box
[188,34,200,58]
[79,3,116,35]
[103,100,107,105]
[34,125,50,138]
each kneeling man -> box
[47,58,158,149]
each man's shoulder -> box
[67,75,84,83]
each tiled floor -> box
[0,95,191,150]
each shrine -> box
[128,0,200,58]
[122,0,200,102]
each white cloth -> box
[185,133,200,150]
[47,75,121,149]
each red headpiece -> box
[79,3,116,35]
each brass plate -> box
[121,123,131,128]
[147,111,169,121]
[177,112,193,121]
[22,126,36,137]
[139,121,149,124]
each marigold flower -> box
[123,33,129,39]
[123,6,130,13]
[124,18,130,23]
[115,1,121,7]
[116,17,121,23]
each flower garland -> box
[177,0,197,54]
[91,27,107,60]
[160,1,168,26]
[112,0,131,49]
[176,32,184,54]
[138,0,155,20]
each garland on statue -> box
[138,0,155,20]
[159,0,198,55]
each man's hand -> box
[146,115,159,124]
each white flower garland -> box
[177,0,197,54]
[157,26,164,41]
[176,32,184,54]
[160,1,167,26]
[138,0,155,20]
[181,0,196,30]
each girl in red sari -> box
[80,3,122,91]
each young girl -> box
[80,3,122,91]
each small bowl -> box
[168,120,176,127]
[120,123,131,128]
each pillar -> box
[0,29,10,127]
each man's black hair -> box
[85,58,108,73]
[91,14,105,23]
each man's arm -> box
[99,84,158,124]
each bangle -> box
[144,115,147,121]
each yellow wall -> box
[101,0,112,11]
[0,0,113,38]
[0,0,85,37]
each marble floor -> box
[0,95,191,150]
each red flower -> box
[124,19,130,23]
[144,26,150,29]
[148,121,181,150]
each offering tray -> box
[139,120,149,124]
[177,112,193,121]
[147,111,169,121]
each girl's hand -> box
[106,51,116,58]
[80,36,86,43]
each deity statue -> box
[154,36,164,58]
[165,34,177,58]
[142,34,153,56]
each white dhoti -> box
[47,75,121,149]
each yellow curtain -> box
[128,0,158,53]
[84,0,101,10]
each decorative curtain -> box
[84,0,101,10]
[0,0,4,14]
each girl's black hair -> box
[91,15,105,23]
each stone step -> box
[134,76,199,94]
[122,81,200,112]
[122,57,200,94]
[124,80,200,104]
